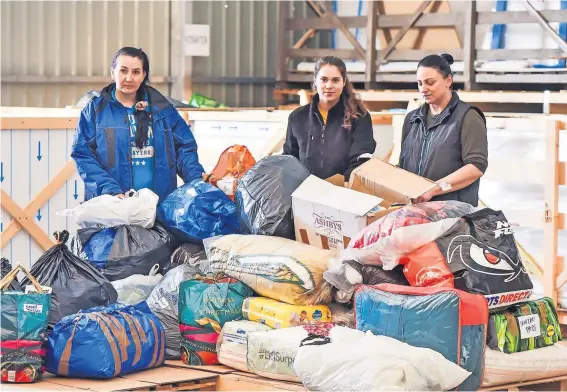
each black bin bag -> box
[234,155,310,239]
[20,231,118,327]
[77,223,172,281]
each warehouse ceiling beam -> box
[521,0,567,54]
[375,0,433,67]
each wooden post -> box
[463,0,477,90]
[543,119,562,304]
[365,0,378,89]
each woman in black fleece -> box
[283,56,376,181]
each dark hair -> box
[313,56,367,130]
[417,53,454,84]
[112,47,151,149]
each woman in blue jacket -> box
[71,47,204,202]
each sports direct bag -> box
[401,208,533,308]
[46,303,166,378]
[488,297,562,354]
[355,284,488,391]
[178,276,253,365]
[205,234,334,305]
[0,266,51,383]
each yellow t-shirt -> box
[319,108,328,124]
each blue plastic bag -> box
[158,179,239,243]
[46,303,166,379]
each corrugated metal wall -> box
[190,0,330,108]
[1,0,171,108]
[1,0,329,108]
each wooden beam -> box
[463,0,477,90]
[1,191,55,251]
[365,0,378,86]
[520,0,567,54]
[412,1,442,50]
[376,1,392,44]
[375,1,432,66]
[288,48,360,60]
[1,161,76,250]
[477,48,567,61]
[306,0,366,59]
[292,29,317,51]
[477,9,567,25]
[543,119,562,304]
[287,15,366,31]
[1,117,79,130]
[376,11,459,28]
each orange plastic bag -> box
[204,145,256,200]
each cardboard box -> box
[348,158,437,206]
[291,175,392,250]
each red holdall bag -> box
[354,283,488,391]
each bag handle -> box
[0,264,46,293]
[299,333,331,347]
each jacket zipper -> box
[417,122,428,176]
[315,112,325,170]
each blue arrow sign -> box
[37,141,42,161]
[73,180,79,200]
[0,162,4,182]
[36,209,42,221]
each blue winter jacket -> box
[71,83,204,202]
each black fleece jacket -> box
[283,94,376,180]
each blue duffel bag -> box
[46,303,166,378]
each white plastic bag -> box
[111,264,162,305]
[57,188,159,228]
[293,327,471,391]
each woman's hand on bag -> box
[115,193,128,199]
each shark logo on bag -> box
[447,235,527,283]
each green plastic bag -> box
[0,265,51,383]
[178,275,253,365]
[188,93,228,109]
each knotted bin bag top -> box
[20,231,118,327]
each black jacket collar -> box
[309,93,344,119]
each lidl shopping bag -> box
[488,297,563,354]
[0,265,51,383]
[46,303,165,378]
[178,276,253,365]
[355,284,488,391]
